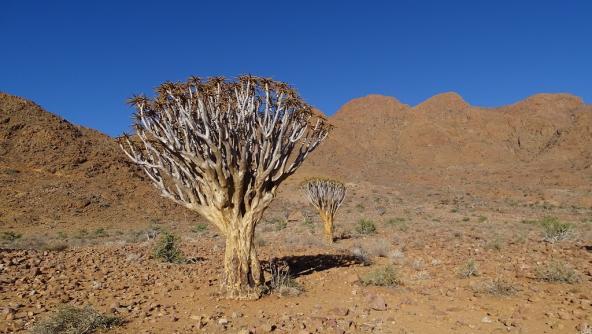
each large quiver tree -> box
[301,178,346,243]
[118,76,330,299]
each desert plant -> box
[301,178,346,243]
[486,235,503,251]
[458,259,479,278]
[275,220,288,231]
[191,223,208,234]
[475,277,517,296]
[351,246,372,265]
[356,219,376,235]
[385,217,408,231]
[536,261,581,284]
[153,232,184,263]
[1,231,22,241]
[360,265,402,287]
[119,76,329,299]
[539,217,574,243]
[30,305,122,334]
[302,217,314,230]
[265,258,302,296]
[368,239,391,257]
[93,228,108,238]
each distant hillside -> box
[0,93,199,230]
[300,92,592,207]
[1,90,591,230]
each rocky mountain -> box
[1,91,591,230]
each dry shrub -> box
[360,266,402,287]
[30,305,122,334]
[265,259,302,296]
[536,261,581,284]
[474,277,518,296]
[458,259,479,278]
[350,245,372,266]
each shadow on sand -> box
[266,253,361,278]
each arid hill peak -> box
[502,93,584,113]
[332,94,409,120]
[413,92,469,112]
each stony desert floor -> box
[2,182,591,334]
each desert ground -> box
[1,92,591,333]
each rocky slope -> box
[0,93,199,230]
[1,91,591,231]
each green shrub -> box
[356,219,376,235]
[191,223,208,234]
[302,218,314,229]
[275,220,288,231]
[93,228,108,238]
[360,266,401,287]
[1,231,22,241]
[30,305,122,334]
[385,218,408,231]
[153,232,184,263]
[539,217,574,243]
[536,261,581,284]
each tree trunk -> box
[221,225,263,300]
[321,211,334,244]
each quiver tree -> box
[118,76,330,299]
[301,178,346,243]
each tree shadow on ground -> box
[583,245,592,253]
[267,253,361,278]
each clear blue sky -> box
[1,1,591,136]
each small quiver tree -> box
[118,76,330,299]
[301,178,346,243]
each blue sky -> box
[1,1,591,136]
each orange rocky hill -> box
[1,91,591,230]
[0,93,200,231]
[300,93,592,208]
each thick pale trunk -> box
[220,224,263,300]
[320,211,334,244]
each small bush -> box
[1,231,22,241]
[44,241,69,252]
[536,261,581,284]
[191,223,208,234]
[477,215,487,223]
[458,259,479,278]
[539,217,574,243]
[302,217,314,229]
[30,305,123,334]
[351,246,372,266]
[275,220,288,231]
[93,228,108,238]
[360,266,402,287]
[368,239,390,257]
[385,218,408,231]
[356,219,376,235]
[153,232,184,263]
[266,259,302,296]
[475,277,517,296]
[486,236,503,251]
[74,229,90,240]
